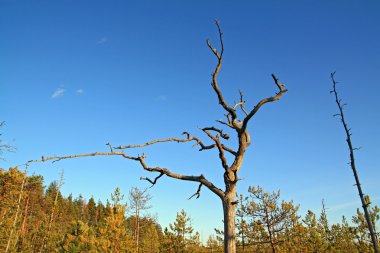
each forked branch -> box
[141,172,164,187]
[202,128,229,170]
[241,74,287,131]
[136,156,224,198]
[188,183,203,200]
[207,22,287,134]
[238,90,249,116]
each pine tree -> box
[352,205,380,252]
[0,167,28,252]
[316,200,333,251]
[16,174,45,252]
[97,187,134,252]
[207,235,220,253]
[86,197,97,227]
[140,223,160,253]
[160,227,176,253]
[169,209,194,253]
[241,186,300,253]
[330,216,356,252]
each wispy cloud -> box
[96,37,108,45]
[328,197,380,211]
[328,200,360,211]
[76,89,84,95]
[156,95,167,101]
[51,87,65,98]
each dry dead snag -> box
[27,20,287,253]
[330,72,379,253]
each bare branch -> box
[216,119,233,129]
[193,138,237,157]
[241,74,288,131]
[221,145,238,157]
[232,101,245,111]
[239,90,249,116]
[28,147,224,199]
[28,151,139,164]
[140,172,164,187]
[137,156,224,198]
[114,133,195,150]
[112,130,237,158]
[202,129,229,170]
[202,126,229,140]
[188,183,203,200]
[106,142,113,152]
[0,121,16,161]
[207,20,238,125]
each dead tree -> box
[0,121,16,161]
[330,72,379,253]
[129,187,152,253]
[26,21,287,253]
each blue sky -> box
[1,0,380,240]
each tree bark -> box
[222,189,236,253]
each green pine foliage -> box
[0,167,379,252]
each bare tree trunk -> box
[331,72,379,253]
[222,189,236,253]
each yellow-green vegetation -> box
[0,167,378,252]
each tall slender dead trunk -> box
[331,73,379,253]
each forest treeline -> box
[0,167,379,252]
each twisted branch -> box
[207,20,238,125]
[136,156,224,198]
[188,183,203,200]
[141,172,164,187]
[241,74,287,131]
[202,128,229,170]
